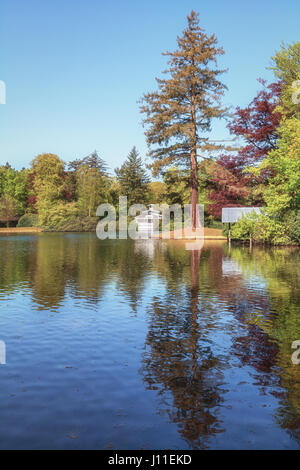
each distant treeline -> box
[0,31,299,243]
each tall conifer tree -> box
[115,146,150,205]
[140,11,227,228]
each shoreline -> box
[0,226,226,240]
[0,227,42,233]
[0,229,298,247]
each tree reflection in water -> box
[0,234,300,448]
[141,247,226,449]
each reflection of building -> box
[134,239,159,259]
[222,258,243,277]
[135,205,161,237]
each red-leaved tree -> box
[208,80,282,217]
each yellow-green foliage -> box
[231,211,292,245]
[17,213,39,227]
[76,165,110,217]
[230,211,260,240]
[39,202,79,229]
[148,181,167,204]
[258,117,300,216]
[31,154,66,224]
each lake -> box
[0,233,299,449]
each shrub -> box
[253,215,290,245]
[17,213,39,227]
[40,202,79,230]
[57,216,99,232]
[230,211,293,245]
[39,202,100,231]
[230,212,259,240]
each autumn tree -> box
[140,11,227,228]
[252,43,300,219]
[231,42,300,245]
[207,80,282,216]
[115,146,150,205]
[227,80,282,164]
[207,155,251,217]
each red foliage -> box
[27,195,37,211]
[27,170,36,189]
[208,157,251,217]
[62,171,75,201]
[208,80,282,217]
[228,80,282,164]
[65,191,72,201]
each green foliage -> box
[230,212,292,245]
[222,224,229,237]
[287,211,300,244]
[163,167,190,206]
[68,150,110,217]
[147,181,167,204]
[39,202,79,230]
[270,41,300,116]
[0,194,18,227]
[233,41,300,245]
[55,216,99,232]
[76,165,110,217]
[115,146,150,205]
[230,211,260,240]
[252,215,290,245]
[69,151,108,175]
[205,216,222,229]
[0,166,29,215]
[31,154,66,225]
[1,39,298,241]
[107,178,121,209]
[270,41,300,85]
[259,117,300,216]
[37,201,100,232]
[17,213,39,227]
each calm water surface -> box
[0,233,300,449]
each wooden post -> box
[249,233,253,251]
[228,223,231,247]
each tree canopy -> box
[115,146,150,205]
[140,10,227,228]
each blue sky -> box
[0,0,299,172]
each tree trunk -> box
[190,150,198,230]
[190,80,198,231]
